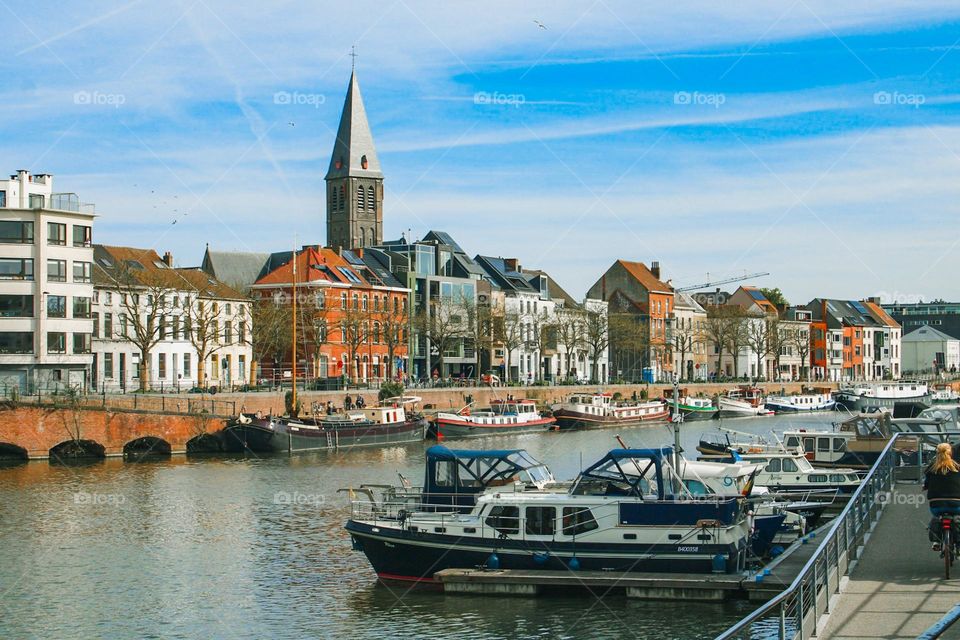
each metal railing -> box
[0,384,238,417]
[715,433,925,640]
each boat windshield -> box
[571,448,679,498]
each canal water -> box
[0,411,845,639]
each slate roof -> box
[93,245,246,300]
[674,291,706,314]
[474,256,539,294]
[862,300,900,328]
[523,268,579,308]
[253,246,367,288]
[806,298,883,329]
[324,71,383,180]
[200,247,281,290]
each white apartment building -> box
[92,246,252,392]
[0,170,94,391]
[672,292,708,381]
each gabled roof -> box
[806,298,882,329]
[253,246,368,288]
[736,286,779,314]
[862,300,900,329]
[674,291,706,314]
[325,71,382,180]
[358,248,405,289]
[474,255,539,294]
[617,260,673,294]
[94,245,246,300]
[903,325,957,342]
[523,268,579,308]
[200,247,289,291]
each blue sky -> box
[3,1,960,304]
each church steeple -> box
[325,69,384,250]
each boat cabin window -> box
[817,437,830,452]
[830,474,848,483]
[833,438,847,452]
[803,438,815,453]
[485,505,519,535]
[785,436,801,448]
[809,474,828,483]
[781,458,799,473]
[562,507,599,536]
[683,479,710,495]
[525,506,556,536]
[765,459,782,473]
[435,460,456,488]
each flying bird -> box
[533,19,547,30]
[288,122,296,127]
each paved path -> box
[821,483,960,639]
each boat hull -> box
[222,415,426,453]
[346,520,746,581]
[429,416,556,439]
[766,401,836,413]
[677,408,718,422]
[553,408,669,430]
[834,393,930,415]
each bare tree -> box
[528,307,557,382]
[186,297,224,390]
[415,297,468,380]
[377,295,408,381]
[582,309,609,383]
[495,307,524,384]
[791,324,812,381]
[112,266,175,391]
[462,297,496,382]
[340,301,371,383]
[554,307,585,382]
[767,318,787,381]
[251,293,291,382]
[704,305,748,379]
[726,310,750,379]
[745,316,772,381]
[608,312,647,382]
[673,317,701,382]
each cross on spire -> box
[350,45,357,71]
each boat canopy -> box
[423,446,554,510]
[571,448,678,498]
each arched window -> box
[362,295,368,310]
[360,228,366,246]
[368,186,376,212]
[369,227,376,244]
[352,293,359,309]
[357,184,366,209]
[393,297,399,313]
[374,322,381,343]
[340,292,347,309]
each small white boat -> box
[717,396,774,418]
[765,392,836,413]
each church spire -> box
[325,69,382,180]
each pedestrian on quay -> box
[345,394,352,411]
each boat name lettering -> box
[677,546,700,552]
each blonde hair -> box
[930,443,960,475]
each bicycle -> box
[931,504,960,579]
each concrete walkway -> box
[820,483,960,639]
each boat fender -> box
[568,557,580,571]
[486,553,500,570]
[238,413,251,424]
[533,552,549,565]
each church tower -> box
[325,70,384,250]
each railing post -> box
[798,582,805,638]
[780,602,787,640]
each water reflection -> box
[0,412,841,639]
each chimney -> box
[162,251,173,267]
[651,261,661,280]
[866,296,879,304]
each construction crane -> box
[674,271,770,293]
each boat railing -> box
[714,432,951,640]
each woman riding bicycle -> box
[924,442,960,549]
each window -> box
[0,190,5,207]
[29,194,44,209]
[47,259,66,282]
[525,506,555,536]
[357,184,366,209]
[72,333,91,354]
[368,186,375,212]
[47,222,66,245]
[47,295,66,318]
[72,225,91,247]
[817,437,831,452]
[183,353,191,377]
[224,322,233,344]
[833,438,847,452]
[47,332,66,353]
[92,313,99,338]
[0,221,33,244]
[159,316,166,340]
[72,297,91,319]
[315,291,325,309]
[0,295,32,318]
[158,353,166,379]
[362,295,368,310]
[105,292,112,304]
[341,292,347,309]
[0,258,33,280]
[484,505,519,535]
[562,506,598,536]
[73,261,92,283]
[0,332,32,354]
[781,458,798,472]
[172,316,180,340]
[809,474,828,483]
[765,459,782,473]
[104,313,113,338]
[239,320,246,344]
[103,353,114,378]
[785,436,801,448]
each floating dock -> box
[434,522,830,602]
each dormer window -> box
[335,157,343,170]
[361,155,368,169]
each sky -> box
[2,1,960,305]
